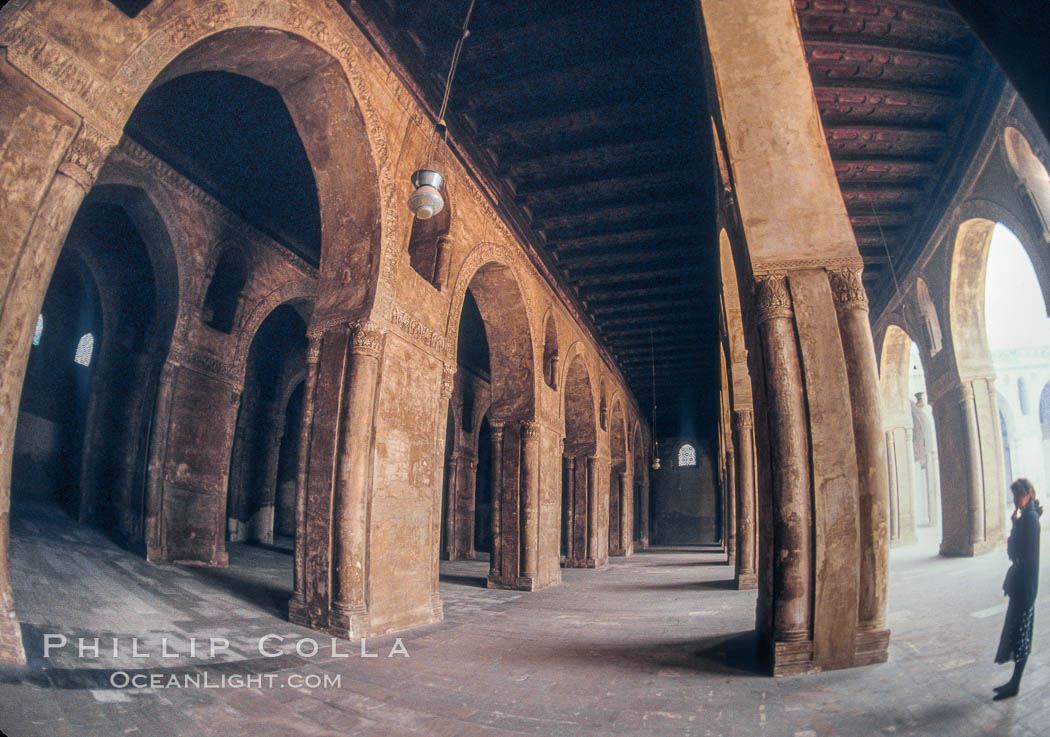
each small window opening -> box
[677,444,696,468]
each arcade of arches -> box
[3,0,1050,723]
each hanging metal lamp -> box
[407,0,476,220]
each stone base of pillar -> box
[328,604,370,640]
[562,557,589,568]
[487,574,532,591]
[609,548,628,557]
[727,550,736,567]
[734,572,758,590]
[853,628,890,667]
[940,538,1001,557]
[0,614,25,664]
[287,596,309,626]
[172,552,228,567]
[770,638,818,677]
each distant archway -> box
[562,351,597,567]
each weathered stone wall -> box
[0,0,646,662]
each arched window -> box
[677,443,696,468]
[32,315,43,346]
[74,333,95,367]
[408,198,451,287]
[202,248,248,333]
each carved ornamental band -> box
[350,321,384,359]
[59,124,115,193]
[753,274,792,324]
[828,268,869,311]
[732,408,754,430]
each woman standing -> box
[995,478,1042,700]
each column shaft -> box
[960,383,986,546]
[520,422,540,579]
[829,269,890,632]
[445,454,460,558]
[587,456,598,561]
[331,323,382,630]
[755,275,811,642]
[564,455,575,561]
[618,470,630,553]
[734,408,757,589]
[489,424,504,578]
[291,338,321,609]
[145,360,177,561]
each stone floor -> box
[0,501,1048,737]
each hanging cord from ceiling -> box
[871,200,901,295]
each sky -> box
[985,223,1050,351]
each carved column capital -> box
[59,123,115,193]
[349,321,384,359]
[753,274,792,324]
[732,407,754,430]
[827,267,869,311]
[958,381,975,404]
[521,420,540,440]
[490,422,504,442]
[440,365,456,399]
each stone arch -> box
[445,245,537,421]
[443,245,543,590]
[949,218,998,381]
[879,323,921,545]
[562,350,597,567]
[950,199,1050,324]
[134,27,382,326]
[879,324,919,431]
[233,279,318,379]
[931,215,1012,556]
[631,420,647,546]
[719,228,747,370]
[226,300,309,544]
[608,397,629,556]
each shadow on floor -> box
[603,578,739,592]
[641,560,730,568]
[508,630,767,677]
[178,562,291,618]
[439,573,488,588]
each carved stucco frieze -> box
[58,123,116,192]
[732,407,754,430]
[350,320,384,359]
[753,274,792,324]
[828,267,869,311]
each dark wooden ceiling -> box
[796,0,1002,308]
[350,0,718,420]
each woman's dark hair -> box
[1011,478,1036,499]
[1011,478,1044,516]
